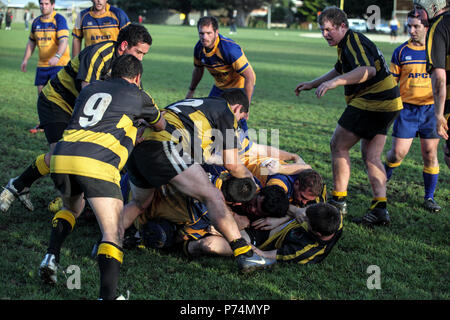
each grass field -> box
[0,23,448,302]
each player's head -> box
[197,16,219,49]
[293,169,323,206]
[221,176,256,203]
[318,6,349,47]
[92,0,108,12]
[39,0,55,16]
[413,0,448,20]
[241,185,289,218]
[111,54,143,84]
[306,203,340,237]
[407,9,429,43]
[220,89,249,119]
[117,24,152,61]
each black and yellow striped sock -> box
[97,242,123,300]
[332,190,347,202]
[229,238,252,257]
[47,209,76,263]
[13,154,49,191]
[370,197,387,210]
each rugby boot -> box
[235,250,276,273]
[39,253,58,284]
[48,197,63,213]
[423,198,441,212]
[352,207,391,227]
[0,177,34,212]
[327,198,348,215]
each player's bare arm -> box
[431,68,448,139]
[316,66,376,98]
[295,68,340,96]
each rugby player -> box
[414,0,450,169]
[71,0,130,57]
[295,6,402,227]
[385,10,441,212]
[0,24,153,213]
[38,54,165,300]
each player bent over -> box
[123,89,275,272]
[38,55,165,300]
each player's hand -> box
[48,56,60,66]
[315,80,338,98]
[294,81,313,96]
[436,115,449,140]
[21,61,27,72]
[185,89,195,99]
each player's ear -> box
[119,40,129,52]
[134,73,141,86]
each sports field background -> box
[0,23,448,300]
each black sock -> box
[97,242,123,300]
[14,159,46,191]
[47,217,73,263]
[229,237,252,257]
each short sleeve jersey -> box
[426,11,450,116]
[390,40,434,106]
[334,29,402,112]
[193,34,255,90]
[142,97,240,164]
[72,3,130,47]
[29,11,70,67]
[51,78,160,186]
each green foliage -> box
[0,23,448,301]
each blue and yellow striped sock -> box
[423,166,439,200]
[385,160,401,181]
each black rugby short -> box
[126,140,195,189]
[338,105,399,140]
[37,93,71,144]
[51,173,123,200]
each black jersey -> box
[42,41,119,115]
[335,29,402,112]
[426,11,450,115]
[51,78,160,186]
[142,97,240,164]
[258,214,343,265]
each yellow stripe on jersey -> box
[51,155,122,186]
[297,247,326,264]
[189,110,214,162]
[266,178,289,193]
[116,114,137,146]
[62,129,130,170]
[352,33,371,66]
[259,220,303,250]
[427,16,443,66]
[95,51,114,81]
[43,81,73,114]
[85,42,115,83]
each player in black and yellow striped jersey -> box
[0,24,153,214]
[123,89,276,273]
[414,0,450,169]
[295,6,402,227]
[38,55,165,300]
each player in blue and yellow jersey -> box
[71,0,130,57]
[266,169,326,209]
[295,7,402,227]
[385,10,441,212]
[21,0,70,94]
[414,0,450,170]
[186,16,255,114]
[38,55,165,299]
[0,24,153,214]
